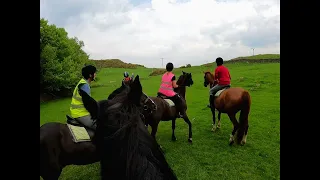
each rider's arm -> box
[171,76,179,88]
[79,83,91,96]
[214,68,219,83]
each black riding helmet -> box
[216,57,224,66]
[166,62,174,72]
[82,65,97,79]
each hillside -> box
[89,59,145,69]
[202,54,280,67]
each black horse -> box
[40,75,157,180]
[80,75,177,180]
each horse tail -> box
[237,90,251,143]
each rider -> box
[123,71,134,83]
[209,57,231,102]
[158,62,184,118]
[70,65,97,130]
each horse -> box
[203,71,251,145]
[79,75,177,180]
[40,76,156,180]
[143,71,194,143]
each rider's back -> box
[158,72,176,97]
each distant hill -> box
[89,59,145,69]
[202,54,280,67]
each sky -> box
[40,0,280,68]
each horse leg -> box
[242,125,249,145]
[41,168,62,180]
[227,113,239,145]
[217,111,221,129]
[41,161,62,180]
[150,123,158,140]
[182,113,193,143]
[209,95,217,132]
[171,119,177,141]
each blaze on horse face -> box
[182,71,194,87]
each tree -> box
[40,18,90,94]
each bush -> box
[90,59,145,69]
[149,69,167,76]
[40,18,90,94]
[186,64,191,68]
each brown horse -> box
[203,71,251,145]
[143,71,194,143]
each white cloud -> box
[40,0,280,68]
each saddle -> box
[214,85,231,97]
[157,93,175,107]
[157,92,169,99]
[66,115,95,138]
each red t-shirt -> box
[214,65,231,85]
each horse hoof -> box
[172,137,177,141]
[229,135,234,145]
[211,128,216,132]
[188,138,193,143]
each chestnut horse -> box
[143,71,194,143]
[203,71,251,145]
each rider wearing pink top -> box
[158,62,184,117]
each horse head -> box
[203,71,215,88]
[178,71,194,87]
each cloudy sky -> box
[40,0,280,68]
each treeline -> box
[90,59,145,69]
[40,18,147,98]
[202,54,280,67]
[40,18,93,96]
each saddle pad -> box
[215,88,227,97]
[67,124,91,143]
[164,99,175,107]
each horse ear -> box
[182,71,186,75]
[79,89,98,119]
[129,75,142,104]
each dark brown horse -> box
[143,71,194,143]
[203,71,251,145]
[40,76,156,180]
[79,75,177,180]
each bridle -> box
[142,92,157,112]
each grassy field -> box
[40,62,280,180]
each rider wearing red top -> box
[158,62,183,118]
[209,57,231,96]
[123,71,134,83]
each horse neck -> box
[175,86,186,99]
[206,73,215,87]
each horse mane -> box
[176,73,187,85]
[204,70,214,80]
[100,86,177,180]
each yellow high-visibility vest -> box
[70,78,90,118]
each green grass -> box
[40,62,280,180]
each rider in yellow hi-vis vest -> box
[70,65,97,130]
